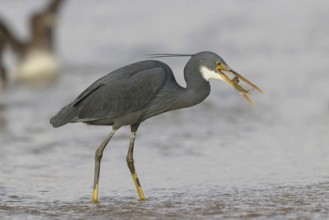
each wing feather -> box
[75,66,167,121]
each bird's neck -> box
[30,26,53,51]
[180,63,211,107]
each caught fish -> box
[231,77,252,95]
[220,72,256,105]
[231,77,254,104]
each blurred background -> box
[0,0,328,219]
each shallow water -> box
[1,0,329,219]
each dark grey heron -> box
[50,51,263,203]
[0,0,65,81]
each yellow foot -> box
[132,172,145,200]
[92,184,99,203]
[137,188,145,201]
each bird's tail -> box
[50,104,77,128]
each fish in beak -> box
[217,63,264,105]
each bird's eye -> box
[216,62,221,66]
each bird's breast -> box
[13,50,59,81]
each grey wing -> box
[71,60,166,106]
[50,60,170,127]
[74,67,167,121]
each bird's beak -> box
[217,65,263,105]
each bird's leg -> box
[126,123,145,200]
[92,129,116,203]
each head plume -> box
[147,53,194,58]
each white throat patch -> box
[200,66,224,81]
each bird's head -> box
[196,51,263,105]
[148,51,263,105]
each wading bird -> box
[0,0,65,81]
[50,51,263,203]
